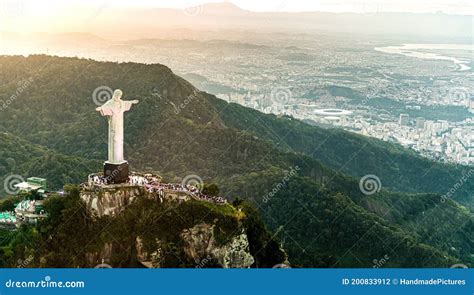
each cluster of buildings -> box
[0,177,49,229]
[392,115,472,165]
[350,114,473,165]
[220,91,473,165]
[151,37,473,167]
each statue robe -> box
[97,99,134,164]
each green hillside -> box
[0,55,471,267]
[210,97,474,208]
[0,132,100,193]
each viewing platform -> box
[82,172,228,217]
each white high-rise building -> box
[416,117,426,129]
[399,114,410,126]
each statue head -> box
[113,89,123,101]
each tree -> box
[202,183,220,196]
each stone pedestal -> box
[103,161,129,184]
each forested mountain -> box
[0,55,472,267]
[0,132,100,190]
[211,98,474,208]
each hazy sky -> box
[0,0,472,15]
[0,0,471,34]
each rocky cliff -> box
[75,184,282,268]
[81,186,143,217]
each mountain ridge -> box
[0,55,471,267]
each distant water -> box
[374,44,473,71]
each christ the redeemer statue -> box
[96,89,139,183]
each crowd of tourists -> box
[88,173,227,205]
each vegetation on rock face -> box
[0,185,284,268]
[0,55,472,268]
